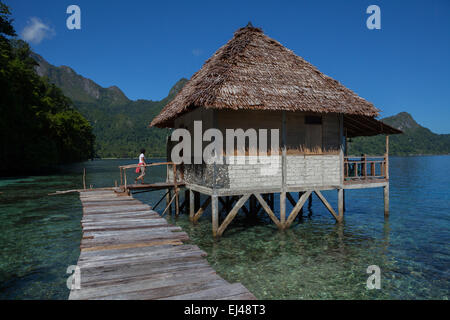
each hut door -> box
[305,116,323,153]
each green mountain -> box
[32,54,449,158]
[32,52,188,158]
[348,112,450,156]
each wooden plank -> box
[70,189,255,300]
[70,272,223,300]
[80,240,182,252]
[163,283,255,300]
[80,260,212,287]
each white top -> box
[139,153,145,164]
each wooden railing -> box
[344,155,388,182]
[118,162,181,190]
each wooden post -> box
[363,154,367,179]
[166,188,172,216]
[189,189,195,221]
[83,168,86,190]
[280,192,286,228]
[384,184,389,217]
[338,188,344,222]
[173,164,179,216]
[299,192,304,217]
[217,194,250,237]
[315,190,340,222]
[212,195,219,237]
[385,135,390,217]
[385,135,389,180]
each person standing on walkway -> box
[135,148,147,184]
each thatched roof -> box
[344,115,402,138]
[151,25,381,128]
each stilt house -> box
[150,24,401,237]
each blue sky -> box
[6,0,450,133]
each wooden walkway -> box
[69,189,255,300]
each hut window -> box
[305,116,322,125]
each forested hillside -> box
[32,50,187,158]
[348,112,450,156]
[0,2,95,175]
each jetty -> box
[69,189,255,300]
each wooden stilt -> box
[280,192,286,227]
[83,168,86,190]
[254,193,282,228]
[314,190,340,222]
[338,189,344,222]
[217,194,250,237]
[212,195,219,237]
[193,197,212,223]
[384,184,389,217]
[285,191,312,228]
[298,192,304,217]
[166,188,172,216]
[189,189,195,221]
[270,193,274,211]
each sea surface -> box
[0,156,448,299]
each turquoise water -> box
[0,156,448,299]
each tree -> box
[0,1,95,175]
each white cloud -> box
[21,17,55,45]
[192,48,203,57]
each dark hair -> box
[140,148,146,154]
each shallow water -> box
[0,156,448,299]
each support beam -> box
[280,192,286,226]
[166,188,172,216]
[314,190,340,222]
[384,184,389,217]
[298,192,304,217]
[254,193,282,228]
[285,191,312,228]
[211,195,219,237]
[189,189,195,221]
[338,189,344,221]
[192,196,211,223]
[217,194,251,237]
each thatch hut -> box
[151,24,401,237]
